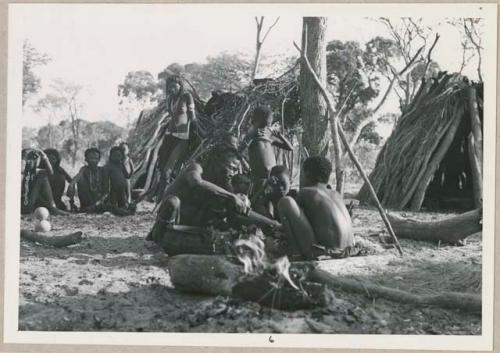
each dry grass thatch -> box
[127,69,300,200]
[358,72,483,211]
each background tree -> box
[378,18,440,111]
[157,52,253,99]
[34,119,126,169]
[22,40,51,107]
[49,79,87,167]
[252,16,280,79]
[299,17,329,158]
[32,94,66,147]
[447,18,484,81]
[117,70,162,126]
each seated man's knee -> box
[164,195,180,209]
[278,196,300,217]
[158,195,181,219]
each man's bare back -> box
[297,185,354,249]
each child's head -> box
[267,165,291,198]
[109,146,125,165]
[231,174,251,195]
[84,148,101,167]
[251,106,274,128]
[119,142,130,156]
[301,156,332,187]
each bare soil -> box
[19,203,482,334]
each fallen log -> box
[307,268,481,313]
[20,230,83,248]
[387,209,482,243]
[168,255,243,296]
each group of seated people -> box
[21,142,135,216]
[21,103,355,260]
[148,105,355,260]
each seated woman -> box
[44,148,72,211]
[21,149,68,216]
[67,148,109,213]
[277,156,354,260]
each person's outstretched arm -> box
[184,163,248,215]
[66,167,86,199]
[37,150,54,176]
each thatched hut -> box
[358,72,483,212]
[127,72,300,200]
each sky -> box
[11,3,488,128]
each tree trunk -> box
[468,87,482,175]
[307,268,481,313]
[299,17,328,157]
[168,255,243,296]
[252,42,262,80]
[387,209,482,243]
[468,134,482,208]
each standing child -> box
[106,146,135,215]
[119,142,135,203]
[238,106,293,195]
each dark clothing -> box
[158,134,190,175]
[48,166,71,211]
[106,164,129,209]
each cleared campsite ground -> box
[18,202,481,334]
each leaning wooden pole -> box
[337,123,403,255]
[293,41,404,256]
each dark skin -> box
[21,150,68,216]
[277,169,354,260]
[46,151,72,211]
[119,143,135,203]
[150,153,281,242]
[239,115,293,180]
[252,170,291,221]
[107,149,129,208]
[67,151,108,212]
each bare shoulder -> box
[297,187,322,202]
[184,161,202,174]
[182,162,203,183]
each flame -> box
[234,231,299,291]
[271,256,299,290]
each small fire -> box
[234,229,298,290]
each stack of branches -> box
[128,69,299,199]
[358,72,483,211]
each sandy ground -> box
[18,202,482,334]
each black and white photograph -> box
[2,2,497,350]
